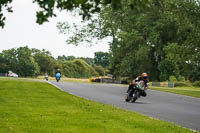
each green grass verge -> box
[149,86,200,98]
[0,78,197,133]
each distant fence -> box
[90,77,174,87]
[0,73,7,76]
[151,82,174,88]
[100,78,121,84]
[90,77,128,84]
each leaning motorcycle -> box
[125,81,146,103]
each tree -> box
[94,52,109,68]
[68,0,200,81]
[0,0,152,28]
[0,48,18,73]
[0,53,9,73]
[0,0,12,28]
[57,55,75,61]
[94,65,105,76]
[16,46,40,76]
[61,59,98,78]
[79,57,95,66]
[32,48,56,76]
[0,46,40,77]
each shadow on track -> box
[124,101,149,104]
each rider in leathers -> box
[126,73,149,100]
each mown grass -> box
[0,78,198,133]
[149,86,200,98]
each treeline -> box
[0,46,109,78]
[58,0,200,82]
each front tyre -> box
[125,90,133,102]
[125,95,130,102]
[131,91,139,103]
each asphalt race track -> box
[49,81,200,131]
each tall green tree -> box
[94,52,109,68]
[32,48,56,76]
[16,46,40,77]
[0,48,18,73]
[58,0,200,81]
[0,46,40,76]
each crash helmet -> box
[56,68,61,73]
[141,73,148,80]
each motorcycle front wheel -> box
[130,91,139,103]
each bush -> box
[192,81,200,87]
[177,76,185,82]
[61,59,99,78]
[94,66,105,76]
[169,75,177,82]
[174,82,190,87]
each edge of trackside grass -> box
[0,78,198,133]
[149,86,200,98]
[5,76,200,98]
[36,76,90,83]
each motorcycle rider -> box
[45,73,48,81]
[56,68,61,75]
[126,73,149,101]
[55,69,61,81]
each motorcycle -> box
[125,81,146,103]
[56,73,61,82]
[45,74,48,81]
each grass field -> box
[0,77,198,133]
[149,86,200,98]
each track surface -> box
[50,81,200,131]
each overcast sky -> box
[0,0,110,58]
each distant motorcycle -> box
[125,81,146,103]
[45,74,48,81]
[56,73,61,82]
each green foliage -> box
[0,53,9,73]
[169,76,177,82]
[45,0,200,82]
[0,0,13,28]
[61,59,99,78]
[177,76,185,82]
[94,52,109,68]
[0,46,101,78]
[32,49,56,76]
[1,0,154,28]
[189,65,200,82]
[79,57,95,66]
[192,81,200,87]
[94,66,105,76]
[158,60,178,82]
[57,55,75,61]
[57,0,200,82]
[174,82,189,87]
[16,47,40,76]
[0,46,40,77]
[1,0,200,82]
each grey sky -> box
[0,0,110,58]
